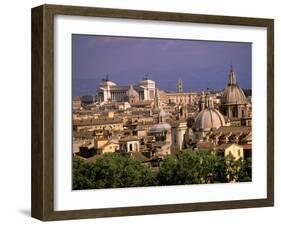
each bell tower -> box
[153,88,161,111]
[178,79,183,93]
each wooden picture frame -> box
[31,4,274,221]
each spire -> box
[228,65,237,85]
[189,92,192,105]
[154,87,161,111]
[178,78,183,93]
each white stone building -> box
[96,76,156,103]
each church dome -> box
[150,123,171,133]
[194,108,225,131]
[159,109,169,118]
[221,85,247,105]
[126,85,139,98]
[221,66,247,105]
[150,108,171,133]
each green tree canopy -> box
[73,150,252,190]
[158,150,228,185]
[73,153,157,189]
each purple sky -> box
[72,34,252,96]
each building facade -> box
[119,137,140,152]
[96,76,156,103]
[171,119,187,151]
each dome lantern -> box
[126,84,139,103]
[228,64,237,85]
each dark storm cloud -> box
[72,35,251,96]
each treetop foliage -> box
[73,150,252,190]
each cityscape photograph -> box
[72,35,252,190]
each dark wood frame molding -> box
[31,4,274,221]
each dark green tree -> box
[237,157,252,182]
[73,153,157,189]
[222,154,252,182]
[73,150,251,189]
[157,155,178,185]
[158,150,229,185]
[72,158,96,189]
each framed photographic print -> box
[31,4,274,221]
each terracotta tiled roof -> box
[196,142,214,149]
[73,131,94,139]
[85,154,104,163]
[240,144,252,150]
[73,117,123,126]
[217,143,242,150]
[215,126,251,134]
[130,152,150,162]
[119,136,139,142]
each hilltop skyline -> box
[72,34,252,96]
